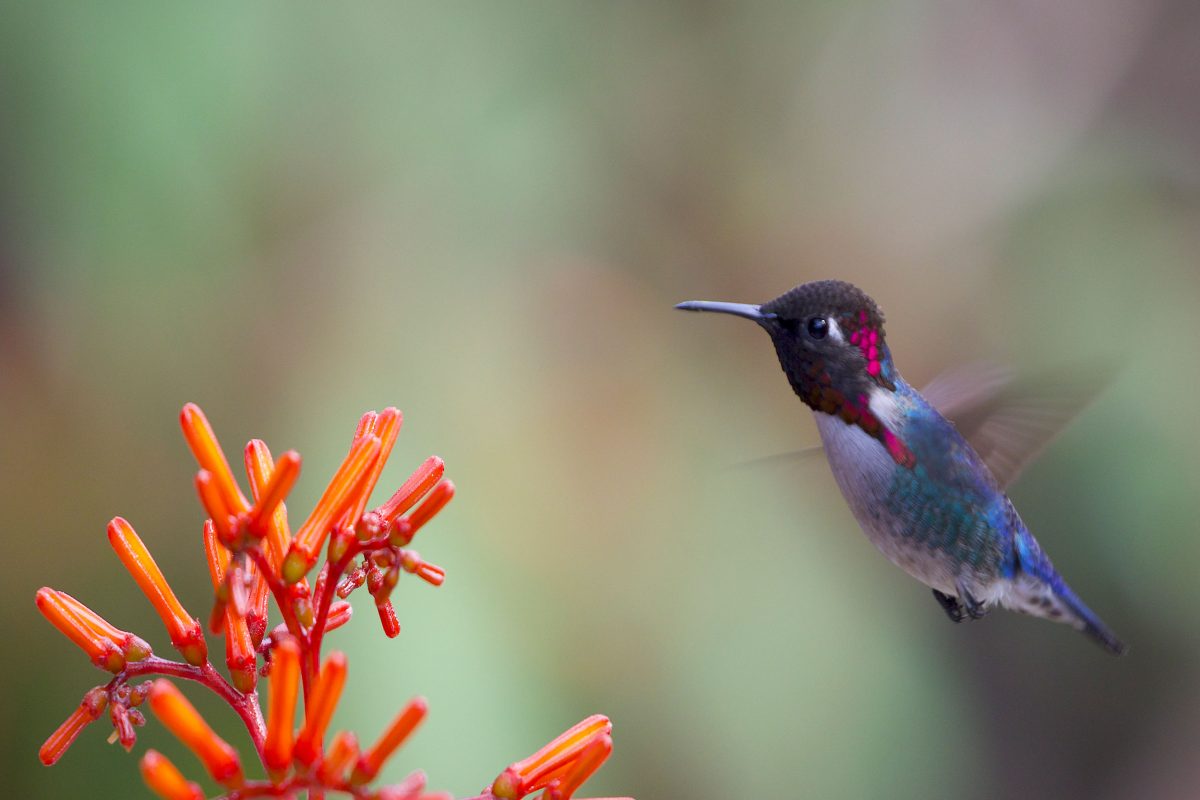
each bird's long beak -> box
[674,300,774,323]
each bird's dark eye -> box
[807,317,828,339]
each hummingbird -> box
[676,280,1125,655]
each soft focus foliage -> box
[4,3,1199,799]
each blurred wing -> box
[922,362,1109,488]
[728,445,824,472]
[920,362,1015,421]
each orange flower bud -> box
[324,600,353,632]
[108,517,207,666]
[414,562,445,586]
[140,749,204,800]
[179,404,250,516]
[543,734,612,800]
[372,769,426,800]
[491,715,612,799]
[224,604,257,694]
[352,410,377,439]
[246,563,271,646]
[148,680,243,787]
[388,481,454,547]
[39,687,108,765]
[341,408,402,528]
[36,588,151,672]
[248,449,301,539]
[203,520,231,635]
[376,456,444,523]
[316,730,359,785]
[376,598,401,638]
[399,551,445,587]
[203,519,231,590]
[404,481,454,533]
[283,435,381,584]
[293,651,349,767]
[244,439,294,570]
[264,636,300,778]
[195,470,236,545]
[350,696,428,785]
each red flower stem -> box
[212,775,349,799]
[115,657,267,757]
[245,548,303,642]
[306,541,367,679]
[305,529,397,679]
[244,547,310,693]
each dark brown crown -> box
[760,280,885,334]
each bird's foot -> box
[955,580,989,621]
[932,584,989,623]
[932,589,966,623]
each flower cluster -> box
[38,404,627,800]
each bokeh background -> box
[3,3,1199,799]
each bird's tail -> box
[1050,580,1126,656]
[1009,529,1126,655]
[1011,576,1126,656]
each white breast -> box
[813,411,894,516]
[813,409,958,593]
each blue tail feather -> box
[1014,529,1126,655]
[1051,580,1126,656]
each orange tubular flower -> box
[376,455,445,523]
[293,651,349,767]
[245,563,271,645]
[200,523,257,691]
[180,404,250,516]
[202,520,232,634]
[375,598,401,638]
[36,588,151,672]
[375,769,427,800]
[248,449,301,539]
[316,730,359,785]
[224,605,257,694]
[140,749,204,800]
[194,469,236,545]
[264,636,300,779]
[283,435,382,584]
[324,600,353,632]
[108,517,207,666]
[39,687,108,766]
[388,481,455,548]
[399,550,446,587]
[491,715,613,799]
[543,735,613,800]
[148,680,243,788]
[342,408,402,528]
[244,440,296,569]
[403,481,455,533]
[37,404,631,800]
[350,696,429,785]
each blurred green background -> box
[3,3,1199,799]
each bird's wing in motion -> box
[921,362,1109,488]
[727,445,823,471]
[732,363,1107,482]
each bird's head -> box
[677,280,913,466]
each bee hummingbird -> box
[677,280,1125,655]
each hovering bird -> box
[676,280,1125,654]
